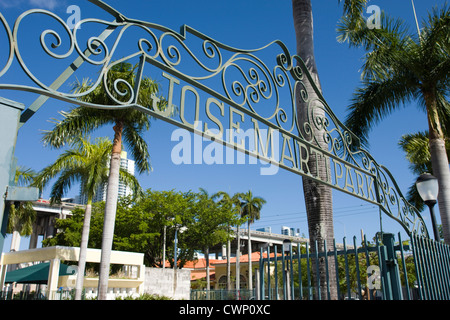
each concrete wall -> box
[144,268,190,300]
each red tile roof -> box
[160,252,280,281]
[161,257,221,270]
[212,251,281,265]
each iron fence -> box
[0,288,75,300]
[411,234,450,300]
[257,232,450,300]
[190,289,254,300]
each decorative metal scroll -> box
[0,0,428,237]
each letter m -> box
[252,119,277,162]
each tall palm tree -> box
[41,62,161,299]
[213,191,243,290]
[33,136,142,300]
[338,4,450,243]
[238,190,266,292]
[7,166,37,252]
[292,0,369,300]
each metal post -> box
[382,233,403,300]
[426,200,440,242]
[274,245,278,300]
[285,262,291,300]
[0,98,24,252]
[258,247,263,300]
[255,268,260,300]
[281,245,286,299]
[162,225,166,269]
[266,244,271,300]
[174,227,178,269]
[236,226,240,300]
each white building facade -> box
[78,151,135,204]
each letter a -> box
[171,128,192,165]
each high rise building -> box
[281,226,295,237]
[256,227,272,233]
[78,151,135,204]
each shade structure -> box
[5,262,76,284]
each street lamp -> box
[283,239,292,254]
[416,173,440,241]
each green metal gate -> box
[410,234,450,299]
[258,232,450,300]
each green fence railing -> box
[257,232,447,300]
[190,289,255,300]
[411,234,450,300]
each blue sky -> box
[0,0,447,252]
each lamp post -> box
[416,173,440,241]
[174,225,187,269]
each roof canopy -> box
[5,262,75,284]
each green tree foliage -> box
[338,2,450,243]
[44,189,242,268]
[7,166,37,250]
[42,207,86,247]
[399,131,450,212]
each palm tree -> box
[238,190,266,292]
[292,0,369,300]
[7,166,37,252]
[213,191,243,290]
[399,131,450,213]
[338,4,450,243]
[41,62,162,299]
[33,136,142,300]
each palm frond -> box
[15,166,37,187]
[407,182,425,212]
[118,168,144,200]
[239,190,266,223]
[400,129,450,212]
[399,131,433,175]
[41,107,115,148]
[345,73,420,148]
[7,202,37,236]
[337,0,368,31]
[123,125,151,174]
[49,167,84,204]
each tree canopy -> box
[43,188,242,268]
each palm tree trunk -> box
[75,199,92,300]
[292,0,337,300]
[430,139,450,242]
[98,122,123,300]
[425,91,450,244]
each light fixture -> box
[282,239,291,254]
[416,173,439,203]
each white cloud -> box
[28,0,59,10]
[0,0,62,10]
[0,0,26,8]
